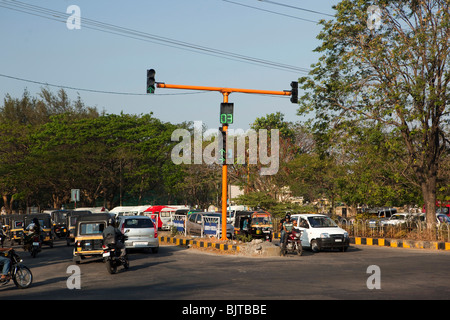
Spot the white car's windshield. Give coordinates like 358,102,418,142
307,216,338,228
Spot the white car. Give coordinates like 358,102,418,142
117,216,159,253
381,213,413,226
290,214,349,252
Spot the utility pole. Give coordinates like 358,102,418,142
148,70,298,240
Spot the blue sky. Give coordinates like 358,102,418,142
0,0,338,130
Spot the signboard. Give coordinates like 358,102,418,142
71,189,80,202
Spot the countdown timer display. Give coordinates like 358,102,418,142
220,103,234,124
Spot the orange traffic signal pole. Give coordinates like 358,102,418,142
157,82,292,240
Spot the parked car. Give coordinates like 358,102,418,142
367,207,397,227
290,214,349,252
117,215,159,253
416,213,450,225
186,212,234,239
381,213,413,226
436,214,450,225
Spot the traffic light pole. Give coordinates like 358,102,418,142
156,82,294,240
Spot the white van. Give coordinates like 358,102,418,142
290,214,349,252
109,206,151,218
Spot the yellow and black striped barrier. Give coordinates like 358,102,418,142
352,237,450,251
159,235,450,253
159,235,241,253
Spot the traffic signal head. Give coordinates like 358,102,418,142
147,69,156,93
290,81,298,104
220,103,234,125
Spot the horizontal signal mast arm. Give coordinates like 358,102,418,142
156,83,291,96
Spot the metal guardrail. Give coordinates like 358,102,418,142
336,218,450,242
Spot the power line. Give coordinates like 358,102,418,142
258,0,335,18
0,0,311,74
0,73,209,96
222,0,319,23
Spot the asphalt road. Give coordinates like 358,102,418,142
1,238,449,301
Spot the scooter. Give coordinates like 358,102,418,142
280,229,302,256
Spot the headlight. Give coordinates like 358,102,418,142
320,233,330,238
343,232,349,238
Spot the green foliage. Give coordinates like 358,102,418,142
296,0,449,223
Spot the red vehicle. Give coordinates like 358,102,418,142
143,205,189,230
143,206,165,229
422,201,450,217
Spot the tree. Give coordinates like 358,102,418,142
298,0,450,227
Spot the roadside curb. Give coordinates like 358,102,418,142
351,237,450,251
159,235,450,253
159,235,241,253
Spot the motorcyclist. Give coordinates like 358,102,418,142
279,214,291,245
282,215,294,247
102,220,126,258
24,218,42,248
0,225,7,248
0,247,12,281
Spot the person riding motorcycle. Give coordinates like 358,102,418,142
0,225,7,248
0,247,12,281
24,218,42,248
282,215,294,247
102,220,126,258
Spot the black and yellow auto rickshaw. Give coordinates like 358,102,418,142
65,210,92,246
24,213,54,248
73,213,114,264
249,211,274,241
233,210,253,238
8,215,25,245
50,210,70,238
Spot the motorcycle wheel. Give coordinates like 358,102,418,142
31,247,38,258
105,259,117,274
13,265,33,289
296,243,303,256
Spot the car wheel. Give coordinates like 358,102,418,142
311,240,320,253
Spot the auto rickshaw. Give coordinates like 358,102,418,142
50,210,70,238
73,213,114,264
65,210,92,246
233,210,253,238
8,215,25,245
24,213,54,248
249,211,273,241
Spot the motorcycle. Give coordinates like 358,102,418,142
23,234,41,258
0,248,33,289
280,229,303,256
102,234,129,274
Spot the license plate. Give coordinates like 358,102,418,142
103,252,110,257
32,242,40,246
335,239,342,242
134,242,148,247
